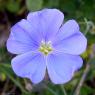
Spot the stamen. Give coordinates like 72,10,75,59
39,41,53,55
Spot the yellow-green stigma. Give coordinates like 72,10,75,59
39,41,53,55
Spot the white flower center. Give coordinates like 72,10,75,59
39,41,53,55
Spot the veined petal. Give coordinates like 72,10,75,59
53,20,79,42
12,52,46,84
7,22,38,54
53,32,87,55
17,19,42,44
47,53,83,84
27,9,64,41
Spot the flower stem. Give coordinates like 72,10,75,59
44,85,58,95
74,63,90,95
60,85,67,95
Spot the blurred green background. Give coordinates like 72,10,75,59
0,0,95,95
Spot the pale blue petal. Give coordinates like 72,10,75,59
47,53,83,84
17,19,42,44
53,32,87,55
7,23,38,54
54,20,79,41
12,52,46,84
27,9,64,41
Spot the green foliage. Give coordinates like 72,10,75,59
0,0,20,13
6,0,20,13
26,0,43,11
87,33,95,44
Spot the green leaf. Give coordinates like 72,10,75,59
86,33,95,44
6,0,20,13
0,63,28,94
26,0,43,11
80,85,93,95
44,0,59,8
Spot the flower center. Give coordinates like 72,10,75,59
39,41,53,55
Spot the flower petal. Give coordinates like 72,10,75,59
54,20,79,41
17,19,42,44
7,23,38,54
47,53,83,84
53,32,87,55
27,9,64,41
12,52,46,84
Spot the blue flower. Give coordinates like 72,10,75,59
7,9,87,84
